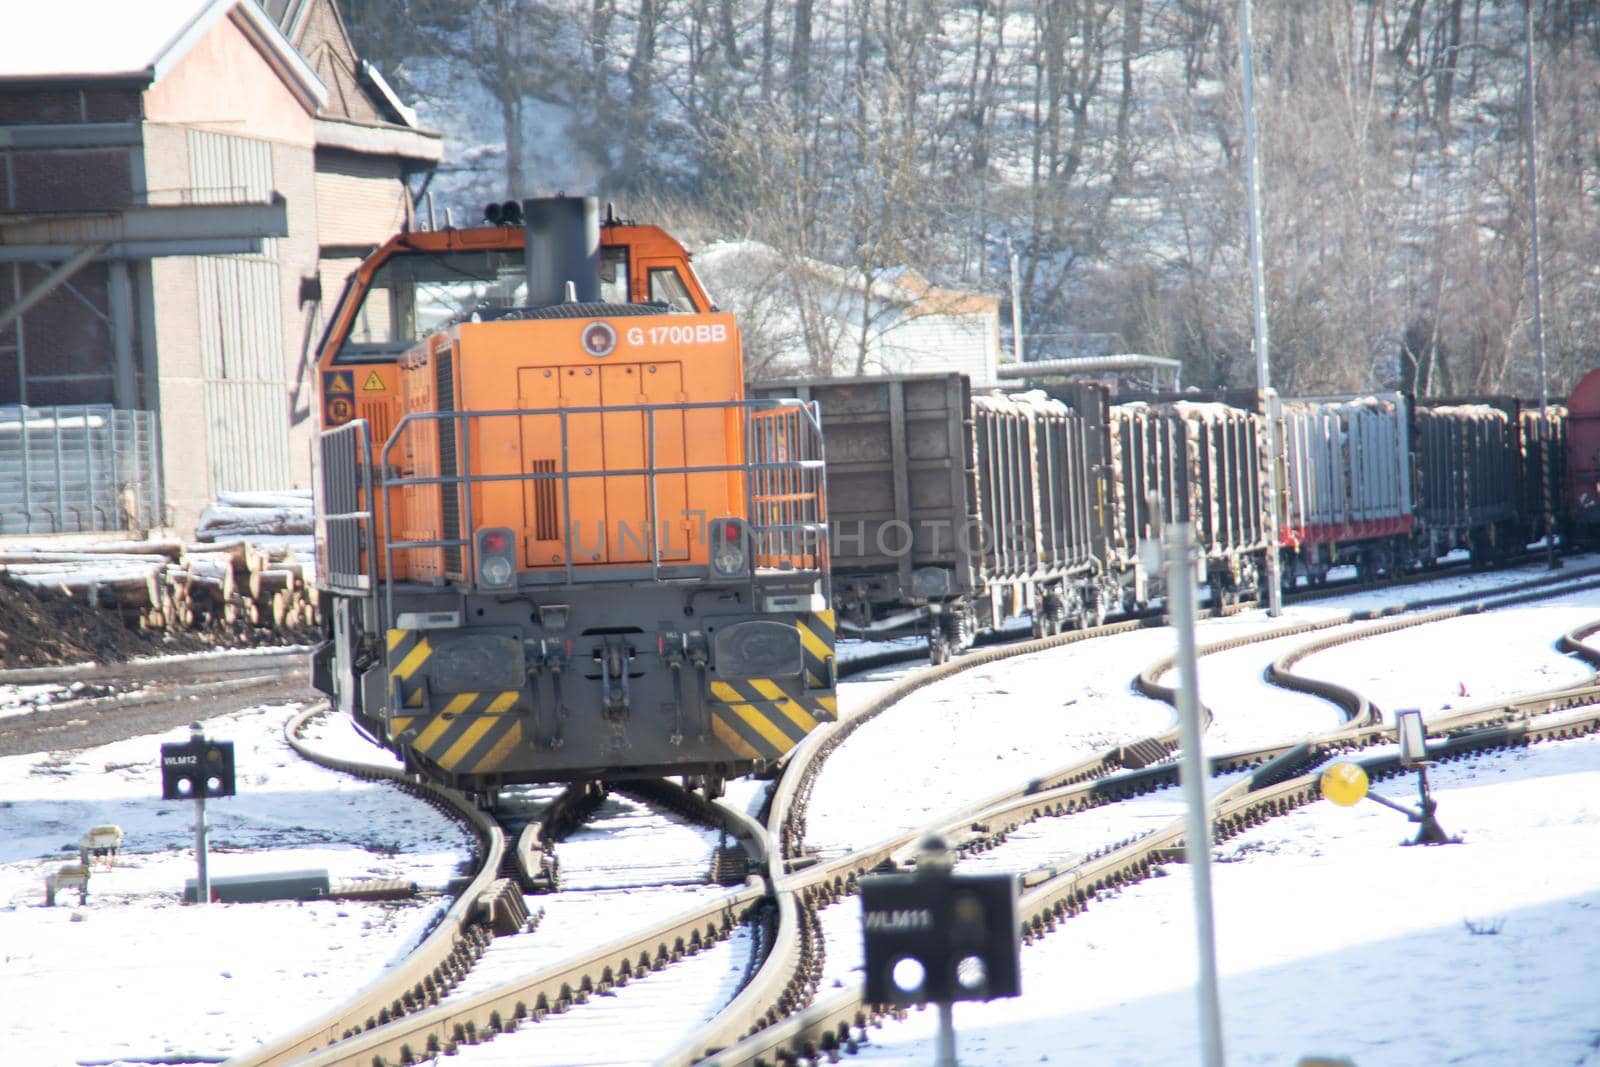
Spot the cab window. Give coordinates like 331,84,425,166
600,247,630,304
330,250,527,363
648,267,697,312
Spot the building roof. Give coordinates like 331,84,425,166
263,0,441,161
0,0,325,109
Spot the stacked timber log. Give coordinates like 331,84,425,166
0,490,320,637
195,490,314,542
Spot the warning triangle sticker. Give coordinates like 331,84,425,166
324,371,354,394
361,371,386,392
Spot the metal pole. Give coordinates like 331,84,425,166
1009,243,1025,365
192,723,211,905
1166,519,1227,1067
194,794,209,905
1239,0,1282,616
19,390,32,532
52,407,65,532
85,407,98,531
108,259,137,412
1523,0,1559,571
935,1001,957,1067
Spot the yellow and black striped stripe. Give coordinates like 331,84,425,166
797,610,837,688
387,628,432,708
386,629,526,775
706,673,837,761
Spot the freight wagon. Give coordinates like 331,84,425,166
782,369,1578,660
1104,400,1272,608
1411,399,1525,562
748,374,1114,661
1519,404,1567,550
1277,394,1413,585
1567,367,1600,543
756,373,1282,659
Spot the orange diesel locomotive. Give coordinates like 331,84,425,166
310,197,835,801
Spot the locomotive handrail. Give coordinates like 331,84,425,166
314,418,380,622
366,397,828,627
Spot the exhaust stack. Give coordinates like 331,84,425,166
522,196,600,307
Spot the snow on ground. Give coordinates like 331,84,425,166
837,635,926,664
0,645,311,723
0,561,1593,1065
0,680,121,720
0,701,473,1066
1296,591,1600,725
840,733,1600,1067
804,609,1330,857
416,784,763,1065
440,925,756,1067
1179,581,1600,750
452,789,733,997
811,564,1600,1066
1183,620,1362,750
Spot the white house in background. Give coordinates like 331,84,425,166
693,240,1001,385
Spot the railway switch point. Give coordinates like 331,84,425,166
1393,709,1460,846
1321,710,1461,845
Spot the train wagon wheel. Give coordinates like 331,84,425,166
1032,591,1069,637
1079,588,1103,631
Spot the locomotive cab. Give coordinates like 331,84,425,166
311,197,836,798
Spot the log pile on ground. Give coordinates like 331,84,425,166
0,490,320,643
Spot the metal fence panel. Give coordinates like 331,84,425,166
0,405,162,534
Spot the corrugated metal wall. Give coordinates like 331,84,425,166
189,129,290,490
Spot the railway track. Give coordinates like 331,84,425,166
28,561,1581,1066
658,574,1600,1065
223,707,770,1067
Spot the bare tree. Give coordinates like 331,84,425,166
363,0,1598,398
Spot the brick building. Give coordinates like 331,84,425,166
0,0,438,534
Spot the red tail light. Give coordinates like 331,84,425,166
710,518,747,577
475,526,517,588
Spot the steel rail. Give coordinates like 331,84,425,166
233,568,1600,1066
695,691,1600,1065
288,889,766,1067
680,596,1600,1064
1266,572,1600,729
238,710,773,1067
228,705,506,1067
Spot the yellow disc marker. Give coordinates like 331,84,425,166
1320,762,1369,807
